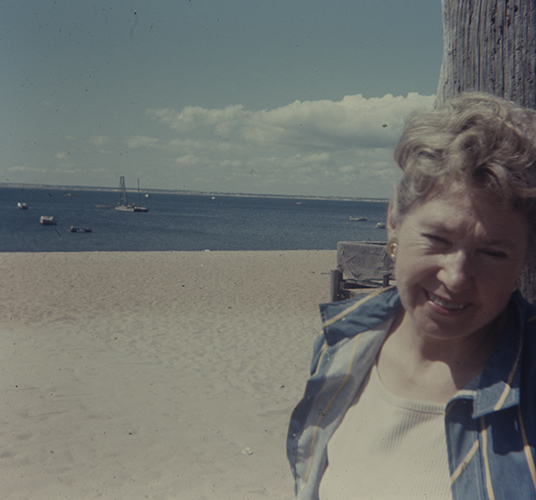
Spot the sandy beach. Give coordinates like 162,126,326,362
0,250,336,499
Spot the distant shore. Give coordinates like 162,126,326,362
0,182,390,203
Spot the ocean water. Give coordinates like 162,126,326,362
1,186,389,252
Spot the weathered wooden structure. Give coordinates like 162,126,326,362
436,0,536,302
330,242,394,302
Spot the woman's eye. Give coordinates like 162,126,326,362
481,249,508,259
424,233,449,245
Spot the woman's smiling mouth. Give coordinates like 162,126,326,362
426,291,469,310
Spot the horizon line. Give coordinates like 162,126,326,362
0,182,390,203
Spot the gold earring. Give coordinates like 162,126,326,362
387,239,398,261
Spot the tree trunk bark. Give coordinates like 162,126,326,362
437,0,536,108
436,0,536,302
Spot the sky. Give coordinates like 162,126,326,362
1,0,444,198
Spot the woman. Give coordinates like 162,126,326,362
287,92,536,499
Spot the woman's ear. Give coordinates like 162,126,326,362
387,199,397,241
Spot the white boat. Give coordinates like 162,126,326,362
115,176,133,211
40,215,56,225
349,216,367,221
70,226,92,233
115,204,135,212
17,202,28,210
115,176,148,212
134,178,148,212
376,222,386,228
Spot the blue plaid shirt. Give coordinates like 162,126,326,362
287,287,536,499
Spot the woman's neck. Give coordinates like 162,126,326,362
375,311,504,403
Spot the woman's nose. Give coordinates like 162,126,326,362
436,250,474,292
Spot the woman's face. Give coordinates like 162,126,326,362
388,182,529,343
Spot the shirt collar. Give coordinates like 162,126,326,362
320,287,401,346
451,291,527,418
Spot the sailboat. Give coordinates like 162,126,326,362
115,176,148,212
133,178,148,212
115,176,134,211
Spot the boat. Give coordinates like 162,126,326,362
115,176,148,212
134,178,149,212
115,176,134,211
376,222,387,228
115,203,135,212
17,202,28,210
95,204,111,209
349,216,367,221
40,215,56,225
70,226,92,233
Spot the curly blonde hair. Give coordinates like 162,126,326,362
393,93,536,239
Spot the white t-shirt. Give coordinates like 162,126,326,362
319,364,451,500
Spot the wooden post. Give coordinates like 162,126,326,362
330,269,343,302
436,0,536,109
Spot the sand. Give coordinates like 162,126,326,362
0,250,336,499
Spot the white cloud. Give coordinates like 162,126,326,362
145,93,435,197
89,135,112,146
6,165,38,173
148,93,434,150
303,152,330,163
5,165,78,176
339,165,357,174
219,159,244,169
127,136,163,149
148,104,247,131
175,154,200,166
